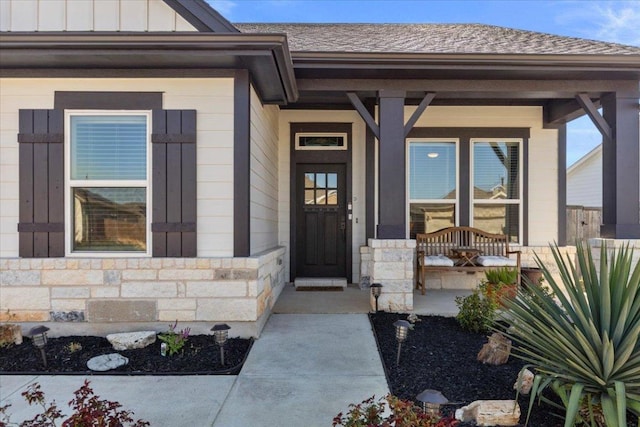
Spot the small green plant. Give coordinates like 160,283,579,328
332,395,459,427
66,342,82,354
157,320,190,356
455,288,497,334
0,380,149,426
484,267,518,285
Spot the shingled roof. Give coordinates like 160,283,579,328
235,23,640,55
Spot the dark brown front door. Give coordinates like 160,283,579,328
296,164,347,277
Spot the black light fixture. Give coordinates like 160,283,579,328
211,324,231,366
416,389,449,416
29,325,50,367
393,320,411,365
370,283,382,312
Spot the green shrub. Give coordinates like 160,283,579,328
455,288,497,334
484,267,518,285
501,242,640,427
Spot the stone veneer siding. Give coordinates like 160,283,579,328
367,239,415,312
0,247,286,337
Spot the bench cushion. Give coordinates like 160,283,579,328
421,255,455,267
476,255,517,267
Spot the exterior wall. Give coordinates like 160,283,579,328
0,0,197,32
249,86,280,255
0,77,235,258
0,247,286,337
278,110,367,283
567,146,602,208
0,77,288,336
411,105,559,247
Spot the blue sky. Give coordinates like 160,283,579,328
209,0,640,165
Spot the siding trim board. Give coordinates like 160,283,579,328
234,70,251,257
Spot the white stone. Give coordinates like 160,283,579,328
513,368,535,395
107,331,157,351
455,400,521,426
87,353,129,371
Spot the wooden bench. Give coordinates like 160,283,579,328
415,226,521,295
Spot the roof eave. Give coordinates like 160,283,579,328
0,32,298,104
291,51,640,72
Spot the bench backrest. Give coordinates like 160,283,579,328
416,226,510,257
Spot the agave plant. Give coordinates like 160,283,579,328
500,242,640,427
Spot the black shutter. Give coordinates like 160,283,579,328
17,109,64,257
151,110,197,257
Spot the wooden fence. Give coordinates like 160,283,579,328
566,205,601,245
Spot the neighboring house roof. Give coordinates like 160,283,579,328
235,23,640,55
567,144,602,175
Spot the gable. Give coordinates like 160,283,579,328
0,0,198,32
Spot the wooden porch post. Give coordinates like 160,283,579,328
377,90,406,238
601,91,640,238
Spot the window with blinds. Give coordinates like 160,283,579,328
66,112,150,254
408,140,458,238
471,139,521,242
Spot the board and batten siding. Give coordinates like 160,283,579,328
567,146,603,208
0,77,235,258
410,105,559,247
0,0,197,32
249,87,280,255
278,110,367,283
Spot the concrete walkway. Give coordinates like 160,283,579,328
1,289,466,426
0,313,388,427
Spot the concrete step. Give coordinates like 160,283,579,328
294,277,347,291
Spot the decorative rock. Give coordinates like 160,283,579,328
87,353,129,371
455,400,521,426
477,332,512,365
0,324,23,345
50,310,85,322
107,331,156,351
513,368,535,395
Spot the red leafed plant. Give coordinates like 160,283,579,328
0,380,149,427
332,394,459,427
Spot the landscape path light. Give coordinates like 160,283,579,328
29,325,50,367
370,283,382,312
416,389,449,416
211,323,231,366
393,320,411,365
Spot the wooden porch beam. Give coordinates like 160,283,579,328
347,92,380,139
404,92,435,138
576,93,613,143
544,98,594,127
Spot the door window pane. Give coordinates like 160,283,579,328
71,115,147,180
73,187,146,251
304,171,340,206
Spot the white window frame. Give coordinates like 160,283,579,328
406,138,460,237
64,110,152,257
470,138,523,245
295,132,348,151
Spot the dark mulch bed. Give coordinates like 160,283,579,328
370,312,638,427
0,335,252,375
